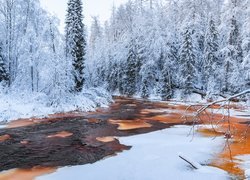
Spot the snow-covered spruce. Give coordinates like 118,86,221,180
65,0,86,92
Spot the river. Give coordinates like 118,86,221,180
0,97,249,179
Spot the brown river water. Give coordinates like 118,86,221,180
0,97,249,179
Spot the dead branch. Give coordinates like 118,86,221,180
179,153,202,170
184,89,250,160
183,89,249,139
195,89,250,117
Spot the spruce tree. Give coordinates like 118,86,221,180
65,0,86,92
0,45,9,84
229,16,243,64
124,40,137,96
168,41,179,89
107,60,118,92
204,18,220,93
141,78,149,98
179,28,196,94
223,16,243,93
161,64,172,100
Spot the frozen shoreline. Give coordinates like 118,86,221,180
39,126,230,180
0,88,112,123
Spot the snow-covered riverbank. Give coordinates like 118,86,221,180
39,126,230,180
0,88,112,123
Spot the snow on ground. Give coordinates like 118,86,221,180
39,126,230,180
0,87,112,123
172,90,205,103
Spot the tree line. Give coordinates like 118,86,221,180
0,0,249,105
87,0,250,99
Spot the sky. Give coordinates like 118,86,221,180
40,0,128,33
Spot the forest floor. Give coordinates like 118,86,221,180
0,96,249,179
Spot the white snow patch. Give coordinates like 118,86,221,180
38,126,230,180
171,90,205,103
148,94,162,101
0,88,112,123
0,125,7,129
207,106,250,120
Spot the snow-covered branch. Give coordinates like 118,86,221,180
195,89,250,116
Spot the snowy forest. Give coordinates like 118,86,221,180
0,0,250,179
88,0,250,100
0,0,111,121
0,0,67,104
0,0,249,121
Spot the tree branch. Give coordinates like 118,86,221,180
195,89,250,116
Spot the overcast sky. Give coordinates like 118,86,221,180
40,0,128,33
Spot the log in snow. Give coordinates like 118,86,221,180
179,153,202,170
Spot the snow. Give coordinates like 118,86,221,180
0,125,6,129
38,126,230,180
171,90,206,104
227,108,250,119
0,87,112,123
207,104,250,120
235,155,250,179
